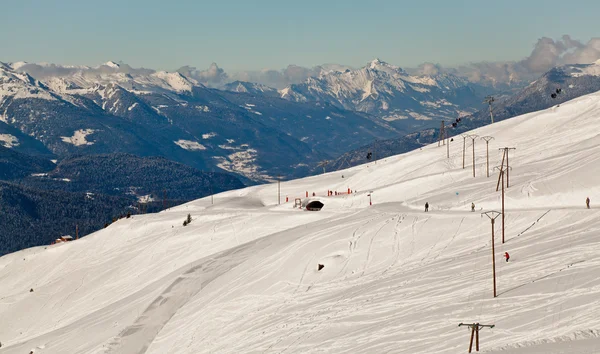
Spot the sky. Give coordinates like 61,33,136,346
1,0,599,71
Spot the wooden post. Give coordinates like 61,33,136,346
501,171,505,244
492,219,496,297
465,135,478,177
459,323,495,352
472,138,476,177
483,211,501,298
76,224,79,240
497,148,515,190
446,130,450,158
481,137,494,178
486,141,489,177
476,324,480,351
277,175,281,205
468,325,475,353
462,135,468,169
496,149,506,192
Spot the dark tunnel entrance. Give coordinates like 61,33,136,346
306,201,324,211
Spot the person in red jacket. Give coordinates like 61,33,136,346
504,252,510,262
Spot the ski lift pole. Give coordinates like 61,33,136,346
498,148,516,188
461,134,469,169
458,323,495,352
467,135,478,177
482,211,501,297
481,136,494,177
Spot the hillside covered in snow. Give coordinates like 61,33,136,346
0,61,398,183
1,91,600,353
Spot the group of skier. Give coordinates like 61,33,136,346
424,198,592,212
420,197,593,264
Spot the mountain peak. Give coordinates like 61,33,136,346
367,58,402,73
369,58,385,69
102,61,120,69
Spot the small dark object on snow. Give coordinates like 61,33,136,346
366,152,372,160
425,202,429,212
451,138,454,142
504,252,510,262
306,201,324,211
318,264,324,271
30,288,33,293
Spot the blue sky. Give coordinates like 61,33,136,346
1,0,598,71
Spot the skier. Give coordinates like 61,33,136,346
471,203,475,212
586,197,590,209
425,202,429,212
504,252,510,262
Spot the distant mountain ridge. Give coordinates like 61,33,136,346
0,62,400,182
277,59,488,133
325,61,600,171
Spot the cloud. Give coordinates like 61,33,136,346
15,61,156,80
181,63,228,86
13,35,600,92
224,65,325,89
408,36,600,87
414,62,441,76
526,35,600,70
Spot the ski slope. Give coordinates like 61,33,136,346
2,92,600,353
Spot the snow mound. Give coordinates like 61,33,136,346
60,129,96,146
0,133,19,148
174,139,206,151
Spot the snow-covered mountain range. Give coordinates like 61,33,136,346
2,89,600,353
277,59,487,128
0,61,399,183
326,60,600,171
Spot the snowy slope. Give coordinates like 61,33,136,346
2,91,600,353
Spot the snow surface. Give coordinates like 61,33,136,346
60,129,96,146
0,67,56,105
569,61,600,77
103,61,121,69
151,72,195,92
174,140,207,151
3,92,600,353
0,133,19,148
